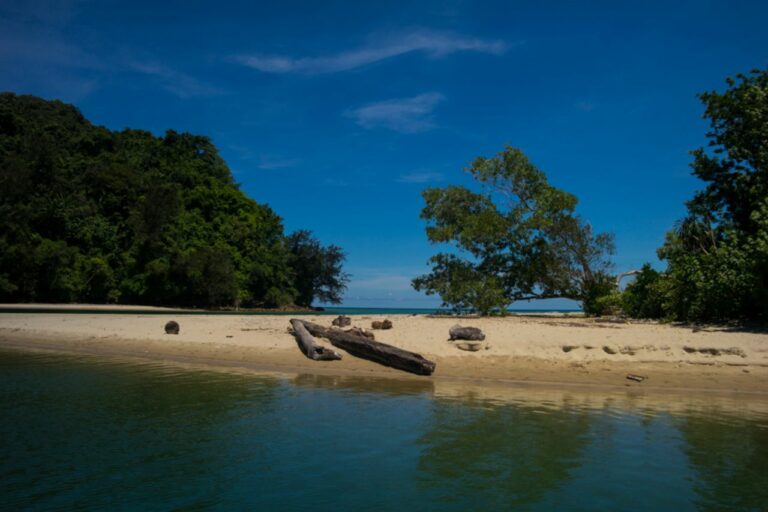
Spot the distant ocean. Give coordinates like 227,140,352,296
0,305,581,316
323,306,582,315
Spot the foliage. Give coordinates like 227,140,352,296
412,254,508,315
620,264,665,319
287,230,349,307
413,146,614,314
655,69,768,322
0,93,347,308
581,272,619,316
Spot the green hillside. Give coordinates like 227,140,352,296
0,93,347,308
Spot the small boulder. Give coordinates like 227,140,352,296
332,315,351,327
449,324,485,341
371,319,393,330
164,320,180,335
346,327,375,340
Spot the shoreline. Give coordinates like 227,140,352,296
1,309,767,396
2,335,767,399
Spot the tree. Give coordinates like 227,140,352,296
621,264,665,319
413,146,614,314
287,230,349,307
656,68,768,322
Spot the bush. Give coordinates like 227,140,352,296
581,272,617,316
622,264,665,319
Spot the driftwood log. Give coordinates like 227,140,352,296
293,319,436,376
289,319,342,361
346,327,375,340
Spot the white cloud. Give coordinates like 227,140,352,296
129,62,224,99
396,171,444,183
346,92,445,133
232,30,507,74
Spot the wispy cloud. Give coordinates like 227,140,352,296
324,177,349,187
575,100,596,112
129,62,224,99
256,155,301,170
0,17,100,69
232,30,507,74
226,145,301,170
0,16,102,101
0,0,85,27
0,11,219,101
346,92,445,133
348,274,415,292
396,171,444,183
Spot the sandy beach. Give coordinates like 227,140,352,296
1,306,767,395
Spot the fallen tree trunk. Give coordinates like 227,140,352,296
289,319,342,361
292,319,436,376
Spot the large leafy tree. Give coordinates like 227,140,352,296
655,68,768,322
413,146,614,314
287,230,349,307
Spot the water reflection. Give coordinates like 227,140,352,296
2,349,768,511
292,373,435,396
0,351,281,510
416,397,593,508
679,412,768,511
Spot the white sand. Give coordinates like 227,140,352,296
1,307,767,394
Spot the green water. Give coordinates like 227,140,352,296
2,350,767,511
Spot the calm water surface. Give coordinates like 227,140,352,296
1,349,767,511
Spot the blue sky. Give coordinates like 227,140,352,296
2,0,767,308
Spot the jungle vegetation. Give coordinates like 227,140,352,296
0,93,348,308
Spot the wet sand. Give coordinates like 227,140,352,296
1,307,767,394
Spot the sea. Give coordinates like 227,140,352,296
1,349,767,511
0,306,581,316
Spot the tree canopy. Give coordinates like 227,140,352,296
287,230,349,307
413,146,614,314
615,69,768,323
0,93,347,308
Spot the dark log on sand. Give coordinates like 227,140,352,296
289,319,342,361
346,327,375,340
293,319,436,376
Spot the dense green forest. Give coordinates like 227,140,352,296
415,67,767,323
0,93,348,308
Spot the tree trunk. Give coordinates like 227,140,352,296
292,319,436,376
289,319,342,361
616,269,641,289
